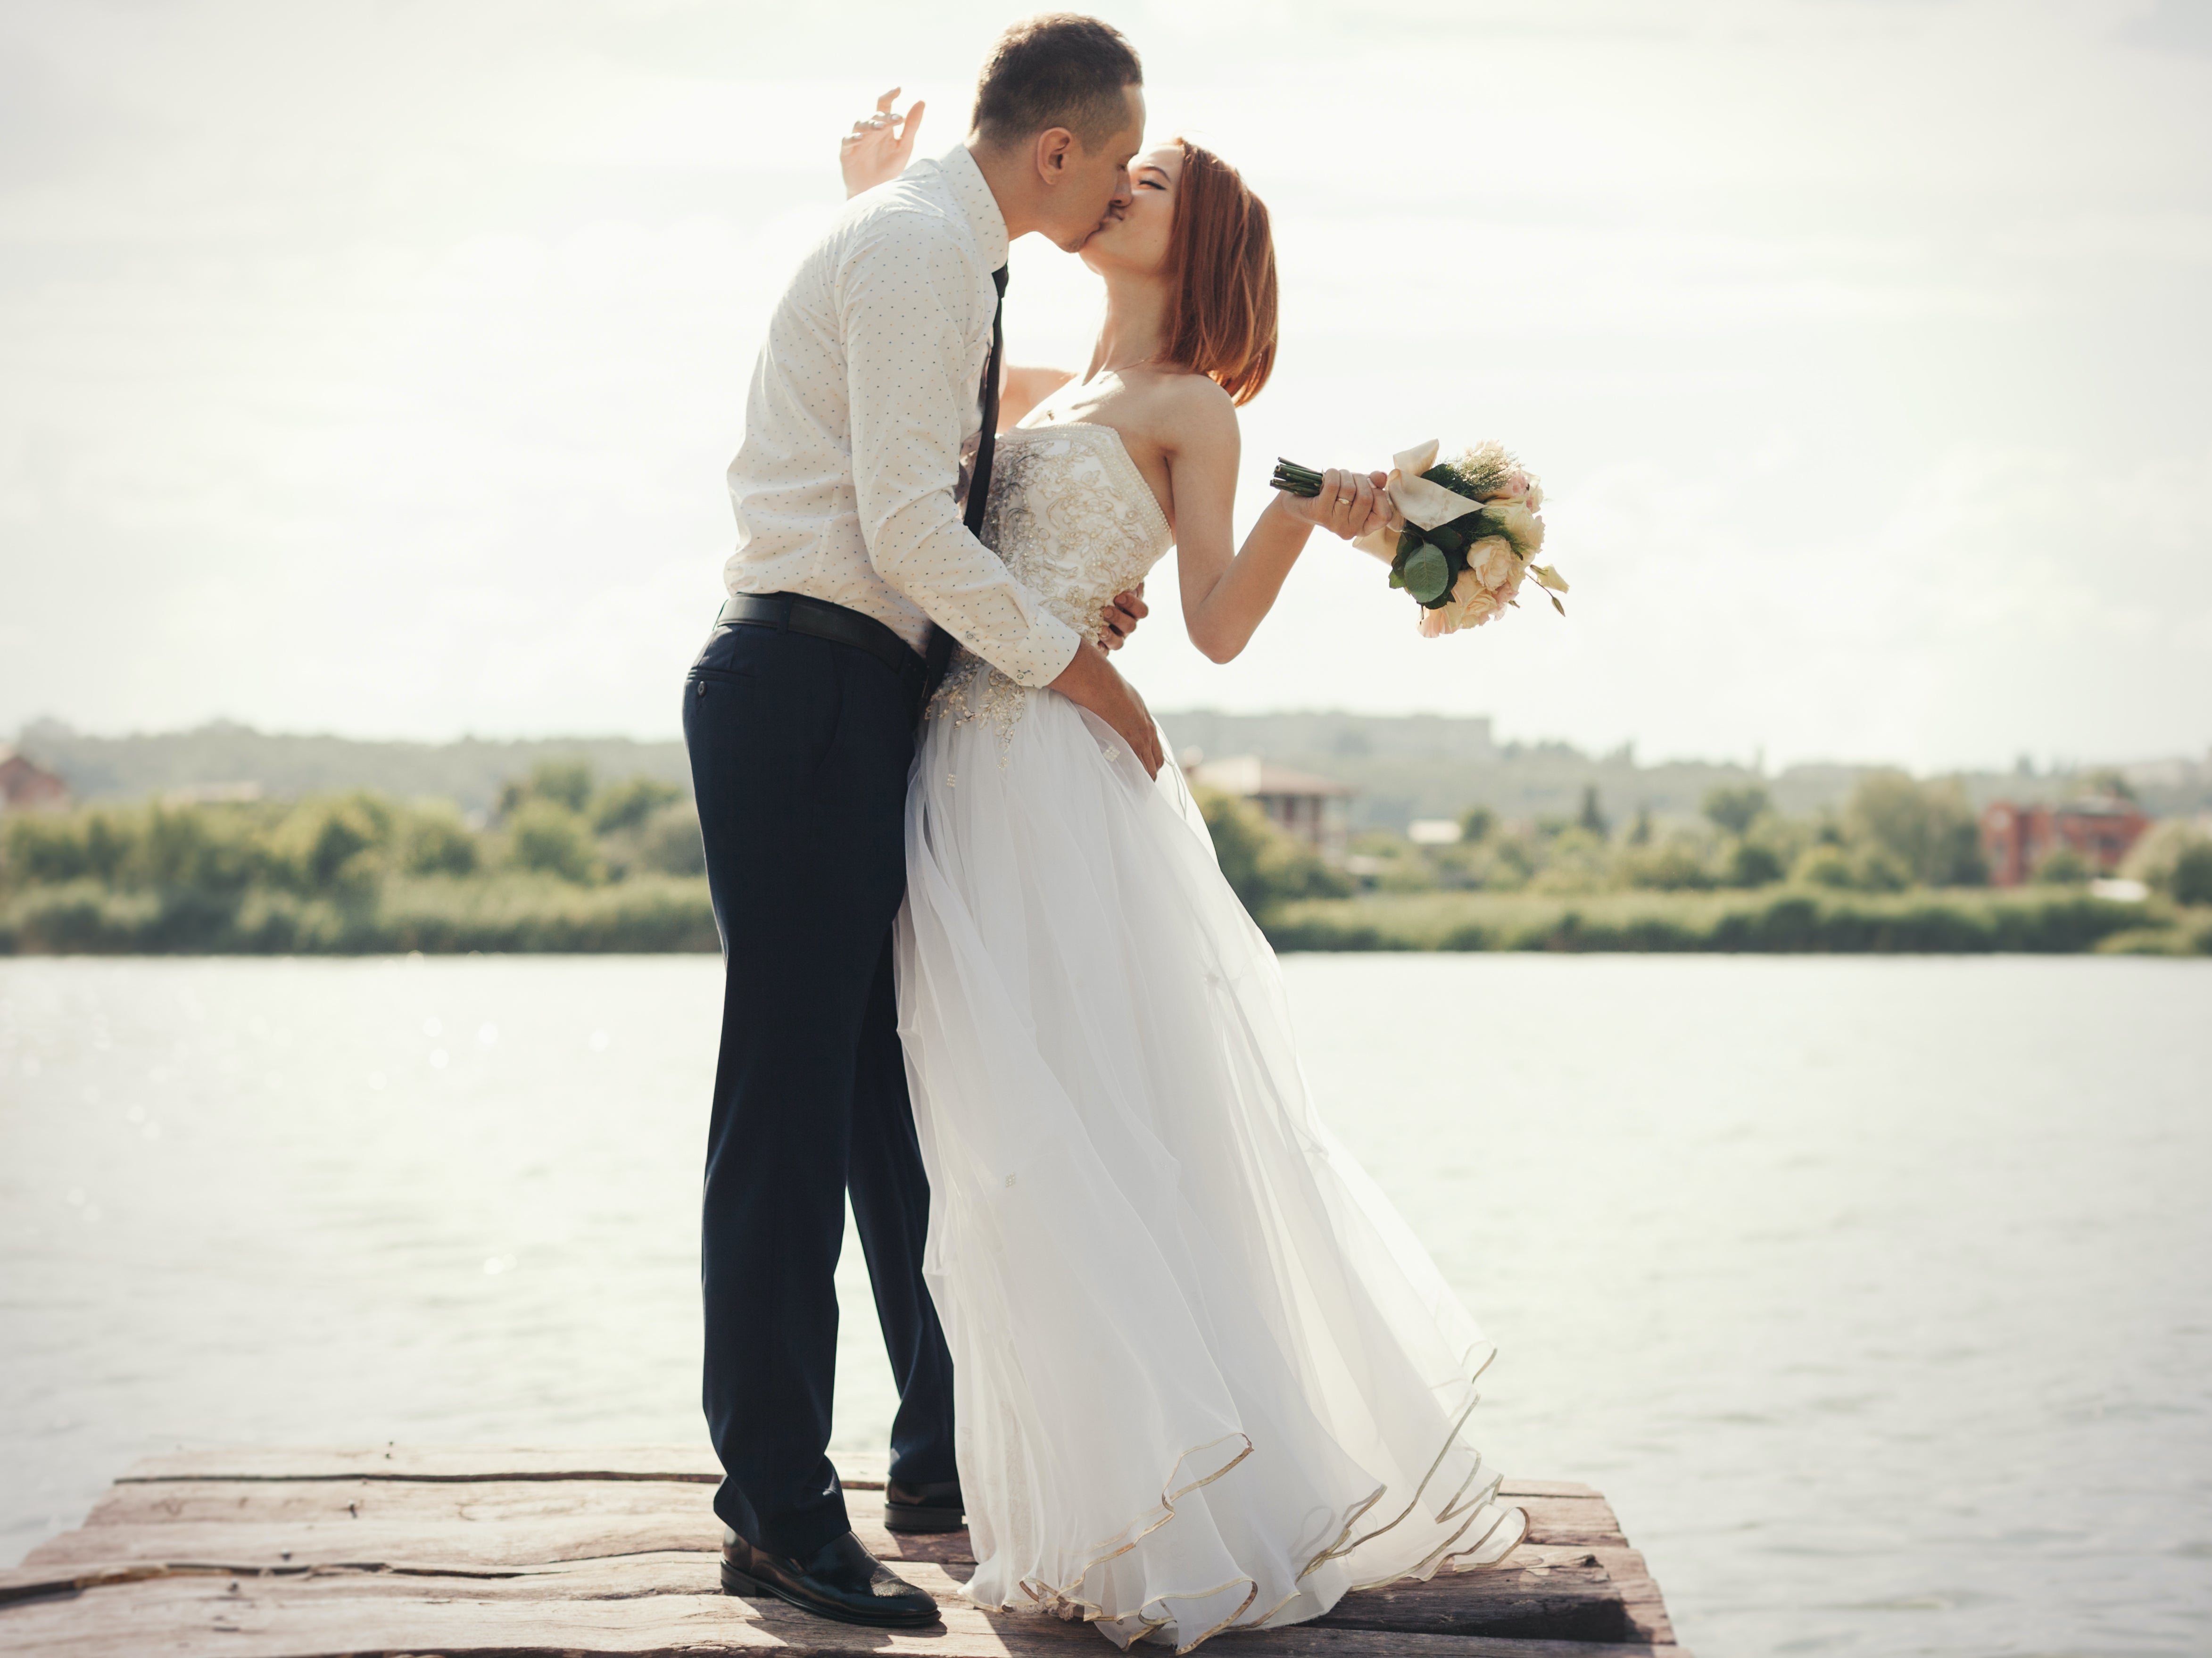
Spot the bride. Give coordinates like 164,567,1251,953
844,110,1527,1652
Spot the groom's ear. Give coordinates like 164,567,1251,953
1034,126,1078,183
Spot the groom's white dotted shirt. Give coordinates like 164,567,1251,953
722,144,1081,687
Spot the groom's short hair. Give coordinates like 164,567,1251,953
972,14,1143,151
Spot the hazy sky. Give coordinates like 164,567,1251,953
2,0,2208,770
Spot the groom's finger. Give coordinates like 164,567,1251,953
876,87,901,114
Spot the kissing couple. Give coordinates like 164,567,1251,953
682,14,1526,1651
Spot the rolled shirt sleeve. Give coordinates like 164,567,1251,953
840,217,1081,689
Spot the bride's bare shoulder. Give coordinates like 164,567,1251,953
1148,370,1237,450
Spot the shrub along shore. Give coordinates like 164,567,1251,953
2,763,2206,956
7,870,2202,956
1266,887,2207,956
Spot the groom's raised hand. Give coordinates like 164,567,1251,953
841,88,926,199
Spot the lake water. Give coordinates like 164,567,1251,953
2,954,2207,1656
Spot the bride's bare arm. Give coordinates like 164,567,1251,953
1168,385,1391,663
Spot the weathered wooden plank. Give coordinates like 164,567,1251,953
25,1513,717,1574
0,1562,1690,1658
0,1562,190,1611
1318,1563,1626,1643
40,1489,946,1578
1588,1548,1677,1647
117,1444,729,1486
65,1478,1623,1565
1515,1494,1626,1549
76,1478,1619,1578
82,1476,721,1531
1492,1480,1600,1500
116,1446,1595,1505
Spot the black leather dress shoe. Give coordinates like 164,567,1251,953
721,1528,939,1627
882,1477,966,1534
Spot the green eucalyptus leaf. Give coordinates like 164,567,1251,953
1404,542,1451,603
1388,566,1406,589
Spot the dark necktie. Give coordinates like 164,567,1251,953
919,264,1009,716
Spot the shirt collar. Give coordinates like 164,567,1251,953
939,142,1010,271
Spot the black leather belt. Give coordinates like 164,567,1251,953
714,593,924,685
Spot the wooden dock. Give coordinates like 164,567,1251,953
1,1446,1688,1656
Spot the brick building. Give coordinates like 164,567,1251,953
0,748,70,815
1980,795,2149,886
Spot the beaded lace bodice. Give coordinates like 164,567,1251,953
932,422,1172,749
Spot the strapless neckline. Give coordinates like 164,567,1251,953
1003,419,1172,547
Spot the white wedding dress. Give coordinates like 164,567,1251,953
895,421,1526,1653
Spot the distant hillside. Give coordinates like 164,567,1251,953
1162,713,2212,829
14,720,691,817
15,715,2209,831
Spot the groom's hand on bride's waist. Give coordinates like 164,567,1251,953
1048,641,1166,779
1098,584,1148,652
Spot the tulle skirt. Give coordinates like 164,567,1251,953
895,680,1525,1652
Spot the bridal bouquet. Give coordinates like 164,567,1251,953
1271,440,1567,637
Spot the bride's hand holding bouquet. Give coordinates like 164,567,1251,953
1268,465,1397,544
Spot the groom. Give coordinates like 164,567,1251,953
682,14,1160,1630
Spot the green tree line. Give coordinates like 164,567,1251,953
5,762,2206,956
1204,769,2212,955
0,762,713,954
1343,770,2212,901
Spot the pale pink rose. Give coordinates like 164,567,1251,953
1468,536,1516,590
1493,469,1532,502
1484,500,1544,555
1525,477,1543,512
1420,562,1524,636
1441,571,1502,631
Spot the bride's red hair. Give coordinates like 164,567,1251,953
1161,140,1277,406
